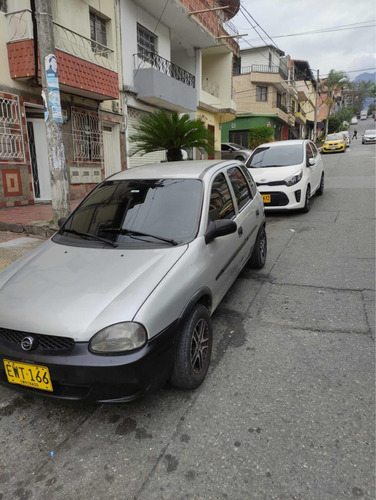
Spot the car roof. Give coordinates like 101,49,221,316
255,139,306,149
107,160,237,181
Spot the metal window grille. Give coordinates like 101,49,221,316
72,108,102,162
0,95,25,161
90,12,107,54
137,23,157,54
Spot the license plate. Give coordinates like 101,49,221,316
3,359,53,392
331,147,336,150
262,194,271,203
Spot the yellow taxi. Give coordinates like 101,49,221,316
322,133,346,153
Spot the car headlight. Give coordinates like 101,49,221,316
284,170,303,187
90,322,147,353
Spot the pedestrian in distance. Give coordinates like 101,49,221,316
352,129,358,140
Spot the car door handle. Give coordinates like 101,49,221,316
238,226,243,236
256,209,260,216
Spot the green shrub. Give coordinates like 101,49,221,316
249,126,274,149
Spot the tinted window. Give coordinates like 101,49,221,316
309,142,318,157
306,143,314,160
221,144,230,151
247,144,303,168
240,165,257,198
209,173,235,221
58,179,202,247
227,167,251,211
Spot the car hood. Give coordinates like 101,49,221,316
248,165,302,183
0,240,187,341
324,139,343,145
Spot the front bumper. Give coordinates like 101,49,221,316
258,184,305,211
322,143,345,153
362,138,376,144
0,321,179,403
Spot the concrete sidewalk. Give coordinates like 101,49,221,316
0,198,83,238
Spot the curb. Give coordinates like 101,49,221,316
0,221,57,239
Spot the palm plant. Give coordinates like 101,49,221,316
320,70,349,135
129,110,214,162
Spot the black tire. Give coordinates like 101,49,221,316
169,304,212,390
302,185,311,213
247,225,267,269
316,173,324,196
235,156,244,161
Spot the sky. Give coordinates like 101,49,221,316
230,0,376,80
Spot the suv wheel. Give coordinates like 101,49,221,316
169,304,212,389
316,173,324,196
302,185,311,213
247,226,267,269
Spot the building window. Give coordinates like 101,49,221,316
0,95,24,161
72,108,102,163
0,0,7,13
256,86,267,102
137,23,157,56
291,100,296,113
229,130,249,148
90,12,107,53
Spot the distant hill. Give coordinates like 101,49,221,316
353,72,376,83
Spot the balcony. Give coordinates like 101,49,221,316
296,81,309,101
237,64,288,81
132,0,240,55
6,10,119,100
133,50,197,112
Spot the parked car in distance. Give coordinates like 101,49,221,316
246,139,324,212
362,129,376,144
340,130,350,147
0,160,267,403
351,116,358,125
322,133,346,153
221,143,253,161
360,110,367,120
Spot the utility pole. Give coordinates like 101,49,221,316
35,0,70,225
313,69,319,142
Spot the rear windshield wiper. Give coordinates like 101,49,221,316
101,228,178,246
61,228,118,247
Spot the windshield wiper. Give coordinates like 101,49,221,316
101,228,178,246
61,228,118,248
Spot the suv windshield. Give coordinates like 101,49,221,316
247,144,303,168
55,179,203,247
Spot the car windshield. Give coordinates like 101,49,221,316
326,135,343,141
55,178,203,247
365,130,376,135
247,144,303,168
229,143,244,150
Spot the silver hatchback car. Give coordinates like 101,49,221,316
0,160,266,403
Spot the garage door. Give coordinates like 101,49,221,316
127,108,166,168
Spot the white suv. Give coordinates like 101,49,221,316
246,140,324,212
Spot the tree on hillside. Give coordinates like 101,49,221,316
345,80,374,114
320,69,349,135
129,110,214,162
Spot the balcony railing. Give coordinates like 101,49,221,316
296,105,306,118
135,49,195,88
236,64,288,81
6,9,115,71
275,102,287,114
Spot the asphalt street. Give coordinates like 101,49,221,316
0,120,375,500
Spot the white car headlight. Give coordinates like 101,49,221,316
90,322,147,353
284,170,303,187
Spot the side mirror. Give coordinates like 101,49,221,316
205,219,237,244
57,217,67,228
307,158,315,167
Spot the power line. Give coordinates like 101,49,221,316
237,19,376,42
239,3,279,50
242,23,375,44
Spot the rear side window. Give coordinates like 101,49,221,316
306,143,314,160
209,173,235,221
227,167,251,211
